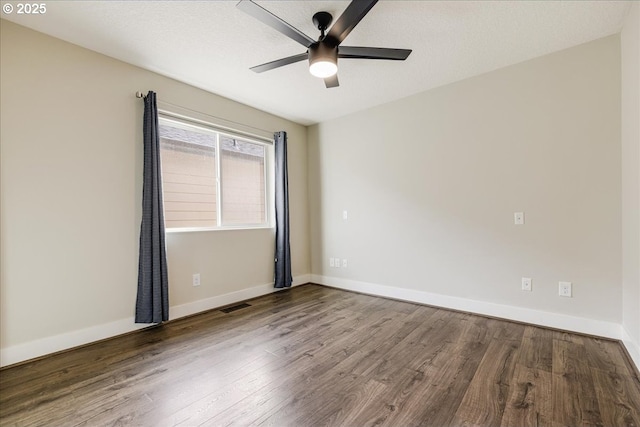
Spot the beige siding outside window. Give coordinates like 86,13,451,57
159,119,269,230
221,136,266,225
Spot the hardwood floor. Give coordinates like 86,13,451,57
1,284,639,426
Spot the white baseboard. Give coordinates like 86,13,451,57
311,275,624,340
169,275,309,320
622,327,640,372
0,317,149,369
0,275,310,368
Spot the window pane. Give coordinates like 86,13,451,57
159,124,217,229
220,136,266,225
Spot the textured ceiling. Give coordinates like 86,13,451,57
2,1,632,125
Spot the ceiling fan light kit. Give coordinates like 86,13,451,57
237,0,412,88
309,43,338,78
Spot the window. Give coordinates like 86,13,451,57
159,117,270,230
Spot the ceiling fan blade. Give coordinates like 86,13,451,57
250,53,309,73
325,0,378,46
339,46,412,60
324,75,339,88
237,0,315,48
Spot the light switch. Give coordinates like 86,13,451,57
514,212,524,225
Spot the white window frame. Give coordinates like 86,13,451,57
158,114,274,233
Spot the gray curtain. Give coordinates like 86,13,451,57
135,91,169,323
274,131,292,288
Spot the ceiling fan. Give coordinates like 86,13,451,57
237,0,412,88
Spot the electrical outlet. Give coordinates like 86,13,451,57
192,273,201,287
329,258,335,268
334,257,340,268
559,281,572,297
342,259,348,268
521,277,532,291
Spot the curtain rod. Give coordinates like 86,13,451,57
135,91,275,141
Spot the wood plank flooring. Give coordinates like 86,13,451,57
1,284,639,426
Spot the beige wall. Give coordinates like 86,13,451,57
0,20,310,363
309,35,622,323
621,3,640,365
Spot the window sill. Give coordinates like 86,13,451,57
165,224,274,233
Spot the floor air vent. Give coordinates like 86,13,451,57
220,303,251,313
